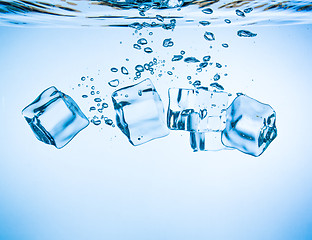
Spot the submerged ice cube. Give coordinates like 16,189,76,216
111,79,169,146
167,88,229,132
221,95,277,157
190,131,230,152
22,86,89,149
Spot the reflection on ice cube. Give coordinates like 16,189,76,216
167,88,229,132
221,95,277,157
22,86,89,149
111,79,169,146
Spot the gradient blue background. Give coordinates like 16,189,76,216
0,24,312,239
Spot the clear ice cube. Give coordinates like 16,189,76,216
190,131,231,152
221,95,277,157
22,86,89,149
167,88,229,132
111,79,169,146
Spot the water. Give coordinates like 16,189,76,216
1,1,312,239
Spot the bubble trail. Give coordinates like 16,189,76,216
224,19,231,24
111,68,118,72
237,30,257,37
204,32,215,41
216,63,222,68
222,43,229,48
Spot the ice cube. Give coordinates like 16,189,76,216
190,131,231,151
167,88,229,132
22,86,89,149
221,95,277,157
111,79,169,146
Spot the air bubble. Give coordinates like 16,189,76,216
144,47,153,53
203,56,211,62
133,44,141,50
121,66,129,75
202,8,213,14
108,79,120,87
137,38,148,45
184,57,200,63
204,32,215,41
237,30,257,37
199,21,210,26
163,38,174,47
236,9,245,17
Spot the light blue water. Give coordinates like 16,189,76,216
1,1,312,239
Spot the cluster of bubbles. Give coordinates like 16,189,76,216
78,6,257,128
78,76,115,127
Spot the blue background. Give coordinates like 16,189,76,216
0,24,312,239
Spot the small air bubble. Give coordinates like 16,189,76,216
202,8,213,14
133,44,141,50
204,32,215,41
121,66,129,75
213,73,220,81
108,79,120,87
137,38,148,45
203,56,211,62
236,9,245,17
144,47,153,53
